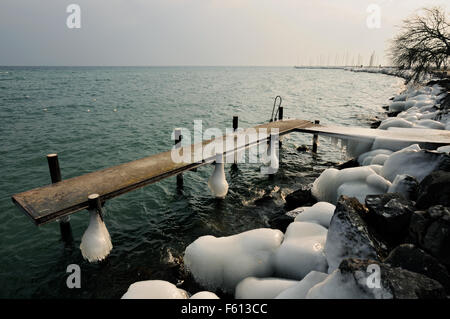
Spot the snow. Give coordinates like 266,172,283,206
121,280,189,299
274,222,328,280
275,271,328,299
293,202,336,228
184,228,283,293
190,291,220,299
235,277,297,299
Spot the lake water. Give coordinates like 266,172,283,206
0,66,404,298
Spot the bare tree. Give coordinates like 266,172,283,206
389,6,450,82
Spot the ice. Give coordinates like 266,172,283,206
275,271,328,299
235,277,297,299
190,291,220,299
437,145,450,154
381,144,443,182
306,269,392,299
357,149,393,165
388,174,418,200
80,209,113,263
378,118,414,130
121,280,189,299
184,228,284,293
293,202,335,228
370,154,390,165
274,222,328,280
312,166,389,204
388,101,406,112
415,119,445,130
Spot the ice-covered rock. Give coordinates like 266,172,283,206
365,193,415,245
381,144,448,182
121,280,189,299
312,166,390,204
324,196,381,272
293,202,336,228
275,271,328,299
436,145,450,154
274,222,328,280
416,170,450,209
235,277,297,299
378,118,415,130
190,291,220,299
388,174,419,200
184,228,283,293
357,149,393,165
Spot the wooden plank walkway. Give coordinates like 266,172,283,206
12,119,450,225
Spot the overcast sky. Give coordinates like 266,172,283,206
0,0,447,66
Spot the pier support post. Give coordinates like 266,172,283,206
88,193,104,220
232,116,238,166
312,120,320,153
278,107,283,121
174,128,183,187
47,154,73,244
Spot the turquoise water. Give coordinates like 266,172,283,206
0,67,403,298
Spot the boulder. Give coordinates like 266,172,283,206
365,193,415,245
416,170,450,209
384,244,450,293
324,196,387,272
387,174,419,201
284,187,317,211
338,258,446,299
409,205,450,266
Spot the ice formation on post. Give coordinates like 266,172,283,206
208,153,229,198
235,277,297,299
80,208,113,263
121,280,189,299
184,228,284,293
274,222,328,280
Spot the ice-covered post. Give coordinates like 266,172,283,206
47,153,73,244
80,193,113,262
233,116,238,165
174,128,183,187
312,120,320,153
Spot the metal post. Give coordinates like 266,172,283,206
174,128,183,187
278,107,283,121
47,154,73,243
233,116,238,165
88,193,104,221
312,120,320,153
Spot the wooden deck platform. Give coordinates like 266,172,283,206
12,119,450,225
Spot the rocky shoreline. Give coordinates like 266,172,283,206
121,72,450,299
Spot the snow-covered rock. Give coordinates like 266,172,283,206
293,202,336,228
274,222,328,280
235,277,297,299
275,271,328,299
121,280,189,299
184,228,283,293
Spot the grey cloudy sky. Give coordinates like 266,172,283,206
0,0,447,66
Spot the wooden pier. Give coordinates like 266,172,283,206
12,118,450,226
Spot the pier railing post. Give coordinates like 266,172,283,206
312,120,320,153
174,128,183,187
47,154,73,244
232,116,238,166
278,107,283,121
